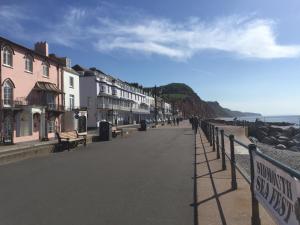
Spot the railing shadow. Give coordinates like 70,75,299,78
196,168,224,179
196,188,235,206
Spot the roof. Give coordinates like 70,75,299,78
33,81,63,94
64,67,80,76
0,36,64,66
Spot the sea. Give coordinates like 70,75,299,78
218,115,300,127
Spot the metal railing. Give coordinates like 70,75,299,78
2,99,29,108
199,120,300,225
46,103,64,112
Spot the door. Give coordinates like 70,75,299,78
3,116,13,143
78,116,87,134
33,113,41,139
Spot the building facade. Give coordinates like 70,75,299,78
58,58,86,133
73,65,151,128
0,37,64,143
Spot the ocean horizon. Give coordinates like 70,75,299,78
218,115,300,126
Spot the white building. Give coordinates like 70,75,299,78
73,65,151,128
57,58,87,134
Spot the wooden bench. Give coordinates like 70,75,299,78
56,130,87,151
112,127,123,138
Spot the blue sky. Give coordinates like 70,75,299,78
1,0,300,115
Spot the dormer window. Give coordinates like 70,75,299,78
42,61,49,77
2,46,13,67
25,55,33,72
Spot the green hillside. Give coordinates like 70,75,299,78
145,83,261,118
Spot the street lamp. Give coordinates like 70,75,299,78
154,85,158,125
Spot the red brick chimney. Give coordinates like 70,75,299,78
34,41,49,56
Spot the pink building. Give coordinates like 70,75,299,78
0,37,64,144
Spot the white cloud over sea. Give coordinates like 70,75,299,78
1,3,300,60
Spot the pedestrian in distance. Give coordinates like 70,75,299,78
173,118,176,126
176,117,179,126
194,117,199,134
191,117,195,130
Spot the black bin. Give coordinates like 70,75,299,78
140,120,147,131
99,121,112,141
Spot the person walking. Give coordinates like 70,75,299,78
176,117,179,126
194,117,199,134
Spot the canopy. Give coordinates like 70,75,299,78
33,81,63,94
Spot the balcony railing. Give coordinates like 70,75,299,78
2,99,28,108
46,103,64,112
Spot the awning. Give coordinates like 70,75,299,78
33,81,63,94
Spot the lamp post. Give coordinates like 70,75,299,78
154,85,158,125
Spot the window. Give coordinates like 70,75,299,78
2,46,13,67
100,85,105,92
112,87,117,95
69,94,75,109
25,55,33,72
3,80,13,106
46,93,55,109
48,118,55,133
69,76,74,88
42,62,49,77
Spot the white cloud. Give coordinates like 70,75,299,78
90,16,300,59
1,4,300,60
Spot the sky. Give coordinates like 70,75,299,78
0,0,300,115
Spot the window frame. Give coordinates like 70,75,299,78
2,46,13,67
48,118,55,133
69,76,74,88
42,61,50,77
69,94,75,110
3,80,14,107
24,55,33,73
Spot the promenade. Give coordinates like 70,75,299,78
0,121,279,225
0,122,194,225
195,127,275,225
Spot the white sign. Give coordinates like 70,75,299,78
253,152,300,225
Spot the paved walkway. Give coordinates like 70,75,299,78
195,128,275,225
0,121,193,225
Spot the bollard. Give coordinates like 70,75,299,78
229,134,237,190
216,127,220,159
212,125,216,152
220,130,226,170
249,144,261,225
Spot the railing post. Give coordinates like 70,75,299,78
248,144,261,225
209,124,212,146
220,130,226,170
212,125,215,151
229,134,237,190
215,127,220,159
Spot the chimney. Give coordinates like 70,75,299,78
34,41,49,56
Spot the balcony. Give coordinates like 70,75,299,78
2,98,28,109
46,103,64,112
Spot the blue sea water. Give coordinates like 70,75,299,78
219,115,300,127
